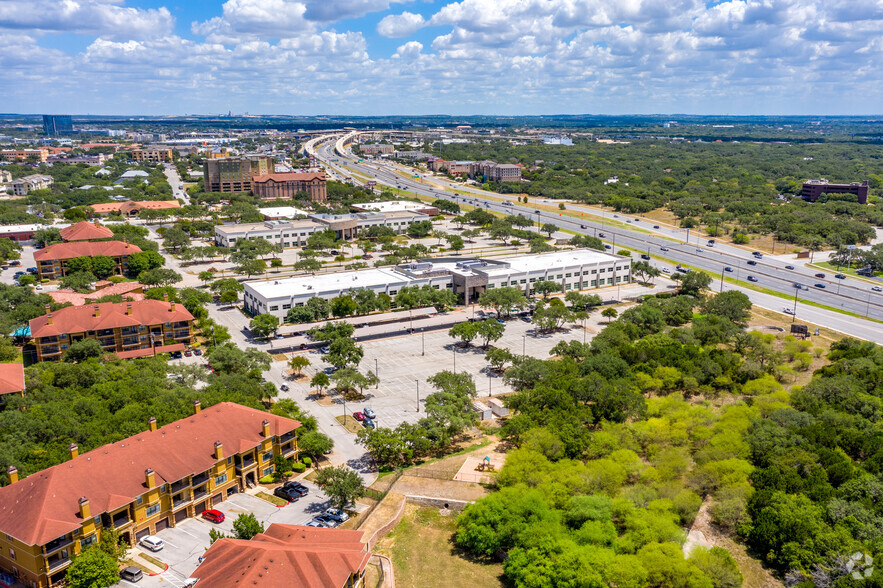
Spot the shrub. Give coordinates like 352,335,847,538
292,462,307,473
302,456,312,467
283,470,293,477
259,475,274,484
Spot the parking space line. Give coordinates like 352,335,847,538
160,538,178,548
170,527,199,540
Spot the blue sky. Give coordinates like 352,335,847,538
2,0,882,116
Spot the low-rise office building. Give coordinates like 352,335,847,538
259,205,311,220
33,240,140,280
0,402,301,587
10,175,53,196
801,179,870,204
0,149,49,163
0,224,46,243
29,298,194,362
214,211,429,249
252,172,327,202
243,249,631,318
131,147,174,164
190,525,370,588
351,200,439,215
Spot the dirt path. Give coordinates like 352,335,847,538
687,499,783,588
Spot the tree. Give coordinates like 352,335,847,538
60,271,98,293
308,321,355,343
64,339,103,362
298,430,334,459
407,220,433,238
675,270,713,296
306,229,337,251
632,260,661,283
330,295,358,318
67,547,119,588
533,279,561,298
601,307,619,321
17,274,37,287
478,286,527,317
210,277,244,295
126,250,165,276
207,343,271,375
293,258,322,274
489,220,513,244
327,337,364,370
198,271,214,285
476,318,505,347
565,291,602,312
138,268,182,287
232,513,265,540
219,289,239,305
446,234,465,253
541,222,558,237
702,291,752,326
486,347,515,371
235,258,266,278
310,372,330,394
449,321,479,346
315,465,365,509
289,355,310,376
162,226,190,252
249,313,280,339
533,300,573,332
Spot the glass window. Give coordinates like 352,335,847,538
93,516,101,528
145,504,160,517
282,304,291,310
136,496,143,505
80,536,97,549
215,473,227,485
262,451,273,462
269,306,278,311
263,466,274,476
565,273,571,278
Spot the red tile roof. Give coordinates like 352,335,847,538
192,524,369,588
0,363,24,396
47,282,145,306
29,299,193,339
32,240,141,262
253,172,326,184
59,221,114,242
0,403,301,546
89,201,181,214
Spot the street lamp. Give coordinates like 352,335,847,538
416,379,420,412
720,267,726,294
792,284,801,322
375,358,379,387
453,347,457,372
522,334,526,359
421,330,425,356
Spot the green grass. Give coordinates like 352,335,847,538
256,491,288,506
376,438,493,479
138,553,166,569
811,261,880,282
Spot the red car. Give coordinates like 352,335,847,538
184,350,193,357
353,412,366,422
202,509,225,523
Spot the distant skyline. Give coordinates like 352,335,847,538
2,0,882,116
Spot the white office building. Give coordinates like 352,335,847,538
243,249,631,318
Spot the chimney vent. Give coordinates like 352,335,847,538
69,443,79,459
193,399,202,414
78,496,91,519
148,416,157,431
261,419,271,437
93,305,100,318
6,466,18,484
213,441,224,460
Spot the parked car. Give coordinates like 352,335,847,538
353,411,366,421
363,407,376,419
8,260,20,266
202,509,225,523
747,275,758,282
814,273,826,279
325,508,350,522
140,536,164,552
34,285,43,291
785,265,795,270
604,245,611,250
283,481,309,497
521,315,532,323
319,346,330,354
120,567,143,582
273,486,299,502
306,520,328,528
495,318,505,324
194,349,202,356
170,351,183,359
330,250,340,255
815,283,826,289
184,350,193,357
26,267,37,274
280,384,289,392
313,514,340,527
363,419,376,429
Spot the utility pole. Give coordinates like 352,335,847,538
720,267,725,293
792,285,800,322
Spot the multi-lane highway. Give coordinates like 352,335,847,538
311,136,883,326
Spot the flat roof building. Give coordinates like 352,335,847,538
131,147,174,164
42,115,73,136
351,200,439,216
244,249,631,318
259,206,311,220
801,179,869,204
203,155,274,193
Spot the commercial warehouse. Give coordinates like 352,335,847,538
243,249,631,318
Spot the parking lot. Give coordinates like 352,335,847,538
116,482,345,587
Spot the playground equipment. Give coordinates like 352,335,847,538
475,456,495,472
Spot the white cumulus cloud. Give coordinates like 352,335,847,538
0,0,173,39
378,12,426,37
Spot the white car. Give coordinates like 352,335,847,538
661,268,671,274
783,308,794,315
325,508,350,522
140,535,164,552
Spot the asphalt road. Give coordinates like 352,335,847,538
315,140,883,323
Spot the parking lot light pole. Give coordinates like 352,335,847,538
375,358,379,387
422,330,425,356
523,335,526,359
453,347,456,372
416,380,420,412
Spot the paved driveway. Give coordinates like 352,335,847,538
116,484,335,587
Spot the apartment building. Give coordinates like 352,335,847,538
131,147,174,164
243,249,631,319
0,149,49,163
252,171,327,202
0,363,25,403
203,155,274,193
0,402,301,587
10,175,53,196
213,211,429,249
28,298,194,362
33,240,140,280
358,144,394,155
191,525,370,588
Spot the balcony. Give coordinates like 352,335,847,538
40,346,61,356
192,487,208,502
46,556,71,572
172,330,191,340
39,336,60,344
172,493,191,508
99,338,116,348
111,515,131,529
120,327,138,335
279,432,295,444
121,337,140,347
44,536,74,554
281,443,295,457
191,472,209,487
170,478,190,494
